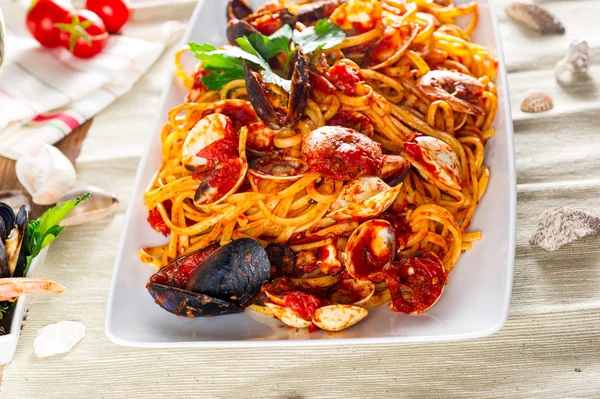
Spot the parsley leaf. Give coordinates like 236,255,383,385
24,193,90,277
248,25,294,60
293,19,346,54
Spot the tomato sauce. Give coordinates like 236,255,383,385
284,291,321,320
328,64,364,96
250,13,283,36
385,251,447,314
149,244,219,288
148,208,170,237
295,249,319,274
327,111,374,136
205,157,244,199
349,220,394,282
196,137,239,167
382,215,411,250
192,67,209,91
202,103,258,132
403,141,438,175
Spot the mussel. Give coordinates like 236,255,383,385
243,48,309,130
265,243,296,278
146,239,271,317
0,203,15,237
3,206,29,278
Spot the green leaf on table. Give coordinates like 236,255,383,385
293,19,346,54
23,193,90,277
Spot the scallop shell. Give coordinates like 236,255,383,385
16,143,76,205
34,321,86,358
506,2,564,35
520,90,553,113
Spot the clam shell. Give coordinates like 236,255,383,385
34,321,86,358
506,2,564,35
520,90,553,113
58,186,119,227
16,143,76,205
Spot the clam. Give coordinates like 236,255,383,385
505,2,564,35
16,143,76,205
403,136,462,192
194,157,248,207
345,219,396,282
58,186,119,227
312,305,368,332
520,90,553,113
265,303,312,328
243,48,309,130
182,113,236,171
146,239,271,317
385,251,447,314
328,279,375,307
248,157,310,182
327,176,402,221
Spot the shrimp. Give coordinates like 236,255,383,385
0,278,66,302
416,70,485,116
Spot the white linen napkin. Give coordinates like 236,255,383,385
0,0,181,160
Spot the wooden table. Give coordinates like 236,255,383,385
2,1,600,397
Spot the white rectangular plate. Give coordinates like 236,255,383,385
106,0,516,347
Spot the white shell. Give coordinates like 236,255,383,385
265,303,311,328
520,90,553,113
555,39,592,80
16,143,76,205
327,176,402,221
312,305,368,332
406,136,462,191
505,2,564,35
182,113,231,170
59,186,119,227
33,321,86,358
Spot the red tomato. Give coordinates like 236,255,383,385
85,0,130,34
56,10,108,59
26,0,72,48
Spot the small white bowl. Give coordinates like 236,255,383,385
0,247,48,365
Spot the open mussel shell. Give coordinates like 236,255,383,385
312,305,368,332
186,238,270,307
150,244,220,289
0,203,16,236
328,279,375,307
227,19,260,44
265,243,296,278
248,157,309,182
404,136,462,192
327,176,402,221
226,0,253,21
147,283,243,317
5,206,29,278
265,302,312,328
194,157,248,207
345,219,396,282
58,186,119,227
0,239,8,278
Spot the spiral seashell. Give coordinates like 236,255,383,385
505,2,564,35
16,143,77,205
520,90,553,113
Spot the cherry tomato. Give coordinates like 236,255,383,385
56,10,108,59
26,0,72,48
85,0,130,34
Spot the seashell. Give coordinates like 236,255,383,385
33,321,86,358
58,186,119,227
505,2,564,35
555,39,592,80
530,207,600,251
520,90,553,113
16,143,76,205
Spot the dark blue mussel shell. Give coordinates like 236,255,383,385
146,238,271,318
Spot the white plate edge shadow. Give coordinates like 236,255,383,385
105,0,516,348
